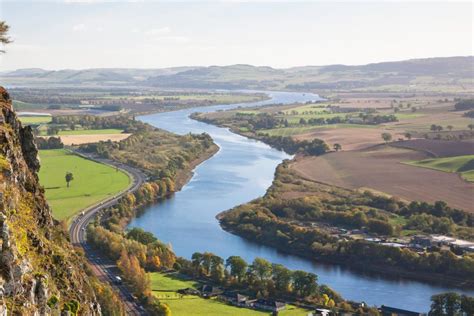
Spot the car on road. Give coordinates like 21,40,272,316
114,276,123,285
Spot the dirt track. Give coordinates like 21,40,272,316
291,146,474,212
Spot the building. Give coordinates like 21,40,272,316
219,291,254,307
380,305,426,316
254,299,286,312
199,285,223,298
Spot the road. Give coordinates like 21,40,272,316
68,151,149,316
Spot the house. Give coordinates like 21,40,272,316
410,235,433,249
254,299,286,312
199,285,223,298
380,305,426,316
219,291,254,307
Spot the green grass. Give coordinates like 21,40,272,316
261,124,376,137
38,149,131,220
394,112,424,120
159,296,269,316
18,116,52,124
58,129,123,135
150,272,309,316
405,155,474,182
150,272,199,292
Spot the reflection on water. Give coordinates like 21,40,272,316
129,91,473,312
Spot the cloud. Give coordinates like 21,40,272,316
145,27,171,36
152,36,189,43
72,24,87,31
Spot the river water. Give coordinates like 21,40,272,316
130,91,473,312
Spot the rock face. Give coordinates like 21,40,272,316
0,87,100,315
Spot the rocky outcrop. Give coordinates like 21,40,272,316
0,87,100,315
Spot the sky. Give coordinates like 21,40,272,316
0,1,472,70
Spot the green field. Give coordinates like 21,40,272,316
261,124,376,137
405,155,474,182
58,128,123,135
150,272,309,316
150,272,199,292
38,149,131,220
18,115,52,124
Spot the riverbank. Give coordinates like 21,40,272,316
216,159,474,290
175,143,220,190
219,216,474,290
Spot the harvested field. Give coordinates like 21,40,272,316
293,127,403,151
41,133,131,145
391,139,474,157
290,146,474,212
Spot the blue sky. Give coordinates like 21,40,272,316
0,1,472,70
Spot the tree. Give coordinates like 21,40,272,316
333,143,342,152
126,228,157,245
468,124,474,131
0,21,11,53
404,132,412,140
447,125,453,131
292,270,318,297
272,264,292,293
65,172,74,188
250,258,272,282
381,132,392,143
226,256,248,283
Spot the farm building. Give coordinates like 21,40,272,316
380,305,425,316
199,285,223,298
219,291,254,307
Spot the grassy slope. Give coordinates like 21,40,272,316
38,149,130,220
150,272,309,316
405,155,474,182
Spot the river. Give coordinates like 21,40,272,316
130,91,473,312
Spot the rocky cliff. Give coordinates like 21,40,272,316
0,86,100,315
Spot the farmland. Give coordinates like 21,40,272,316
290,145,474,212
18,115,52,124
405,155,474,182
54,133,131,145
195,94,474,212
38,149,130,220
58,128,123,135
150,272,309,316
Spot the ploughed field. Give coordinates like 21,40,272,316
293,126,401,151
291,145,474,212
391,139,474,157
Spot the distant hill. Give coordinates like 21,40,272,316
2,56,472,92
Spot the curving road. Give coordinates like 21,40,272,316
68,151,148,316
